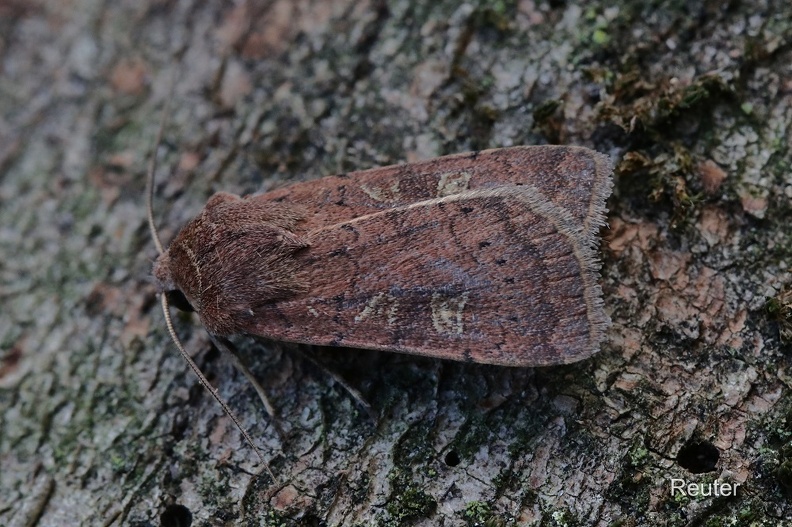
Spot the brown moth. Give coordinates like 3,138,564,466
152,146,612,367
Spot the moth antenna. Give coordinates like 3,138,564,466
160,295,275,480
145,83,172,256
147,76,274,479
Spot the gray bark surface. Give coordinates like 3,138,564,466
1,1,790,526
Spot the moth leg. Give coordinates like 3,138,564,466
209,334,285,441
291,347,375,420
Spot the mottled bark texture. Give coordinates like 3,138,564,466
1,1,790,526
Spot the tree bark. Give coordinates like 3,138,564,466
1,0,790,525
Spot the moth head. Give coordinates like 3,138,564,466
152,250,195,313
150,211,212,318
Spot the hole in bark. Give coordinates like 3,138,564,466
677,440,719,473
160,504,192,527
445,450,460,466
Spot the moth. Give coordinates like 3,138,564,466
152,145,612,365
147,139,612,463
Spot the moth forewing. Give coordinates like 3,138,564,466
155,145,612,368
242,187,609,366
257,146,612,235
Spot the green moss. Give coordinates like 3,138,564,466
532,100,562,124
591,28,611,46
491,468,518,495
258,509,292,527
734,500,766,523
109,453,127,474
469,0,518,34
462,501,510,527
447,414,491,461
676,496,777,527
199,473,228,507
678,76,729,111
628,444,650,467
604,439,652,519
614,143,707,230
392,422,435,469
382,474,437,526
596,72,739,227
549,508,582,527
575,6,614,50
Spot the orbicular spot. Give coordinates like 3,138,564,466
461,206,474,214
436,170,471,197
354,293,399,325
360,180,401,202
478,241,491,248
430,291,469,335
